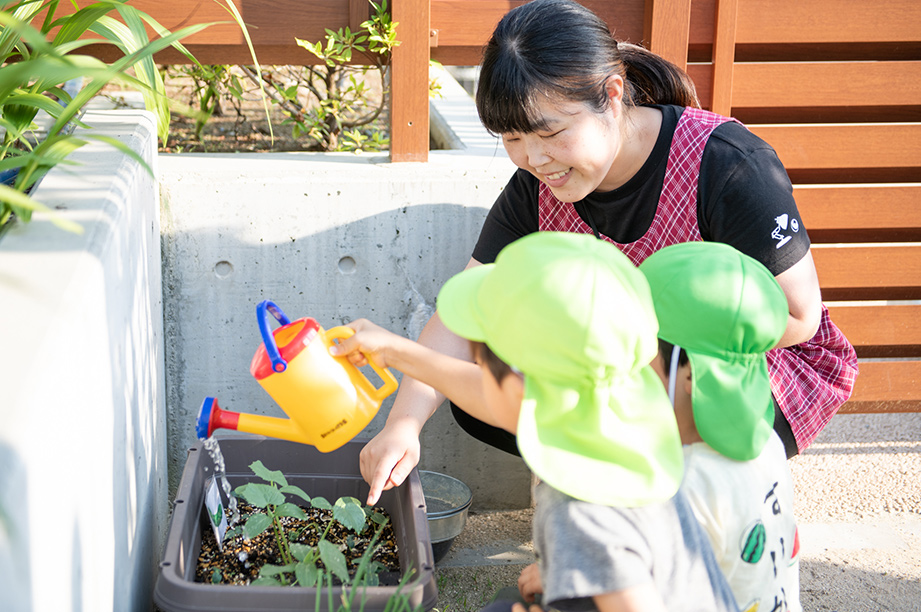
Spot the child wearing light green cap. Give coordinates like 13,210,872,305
640,241,801,612
332,232,739,611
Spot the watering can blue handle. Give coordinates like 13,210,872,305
257,300,291,373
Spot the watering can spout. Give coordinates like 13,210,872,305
196,396,315,445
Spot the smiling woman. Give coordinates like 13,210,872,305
357,0,860,543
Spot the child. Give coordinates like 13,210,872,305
333,232,739,611
359,0,858,500
640,241,802,612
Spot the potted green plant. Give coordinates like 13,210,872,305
0,0,267,231
154,436,438,611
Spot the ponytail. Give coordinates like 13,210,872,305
620,43,700,109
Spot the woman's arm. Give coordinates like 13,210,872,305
773,250,822,348
357,257,490,505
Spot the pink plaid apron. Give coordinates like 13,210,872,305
538,107,858,450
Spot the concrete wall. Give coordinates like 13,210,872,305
0,111,166,611
158,68,533,510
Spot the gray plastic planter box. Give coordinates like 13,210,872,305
154,436,437,611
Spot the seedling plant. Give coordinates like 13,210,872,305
231,459,390,588
202,459,424,611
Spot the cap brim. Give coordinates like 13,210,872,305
436,264,494,342
517,367,684,507
687,351,775,461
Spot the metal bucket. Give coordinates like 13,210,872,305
419,471,472,563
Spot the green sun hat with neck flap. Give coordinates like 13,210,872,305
639,241,789,461
436,232,684,507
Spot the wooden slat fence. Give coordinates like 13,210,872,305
53,0,921,413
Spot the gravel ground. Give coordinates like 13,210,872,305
789,412,921,611
432,412,921,612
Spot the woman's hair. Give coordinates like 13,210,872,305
476,0,699,135
473,341,514,384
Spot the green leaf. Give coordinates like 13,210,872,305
279,484,311,504
3,93,67,119
275,502,308,521
363,562,382,586
250,576,282,586
237,482,285,508
259,563,296,577
249,460,288,487
318,540,349,583
333,497,367,533
310,496,332,510
295,560,319,587
243,512,273,540
289,542,315,563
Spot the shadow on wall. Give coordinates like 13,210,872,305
0,443,32,611
160,200,533,510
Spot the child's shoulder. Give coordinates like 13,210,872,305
536,480,683,531
682,434,793,504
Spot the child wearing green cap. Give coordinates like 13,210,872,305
332,232,739,611
640,241,801,612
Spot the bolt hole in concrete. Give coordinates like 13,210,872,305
338,256,357,274
420,471,472,563
214,260,233,278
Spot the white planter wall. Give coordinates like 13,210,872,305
0,110,166,612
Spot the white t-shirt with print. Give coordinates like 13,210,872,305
682,432,802,612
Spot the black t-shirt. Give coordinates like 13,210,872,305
472,105,810,276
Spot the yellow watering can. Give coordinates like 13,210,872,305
196,300,399,452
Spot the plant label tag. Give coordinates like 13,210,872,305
205,476,228,550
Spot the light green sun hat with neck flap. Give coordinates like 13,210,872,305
436,232,684,507
639,241,789,461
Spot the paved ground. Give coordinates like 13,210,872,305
431,412,921,611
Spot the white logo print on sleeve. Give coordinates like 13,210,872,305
771,214,800,249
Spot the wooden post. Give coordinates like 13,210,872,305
390,0,431,162
643,0,692,71
710,0,739,115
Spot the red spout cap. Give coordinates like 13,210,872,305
196,397,240,439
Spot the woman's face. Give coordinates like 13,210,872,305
501,92,624,202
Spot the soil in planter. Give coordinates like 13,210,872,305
196,501,401,586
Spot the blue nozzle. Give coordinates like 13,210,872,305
197,397,215,440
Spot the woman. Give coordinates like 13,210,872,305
355,0,857,506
